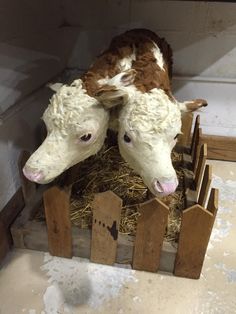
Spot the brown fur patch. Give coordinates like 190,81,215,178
81,29,172,97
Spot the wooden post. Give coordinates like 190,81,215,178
0,220,10,264
190,115,200,157
90,191,122,265
194,144,207,195
132,198,169,272
18,151,36,204
192,128,202,172
43,186,72,258
178,112,193,147
174,196,218,279
198,164,212,208
207,188,218,216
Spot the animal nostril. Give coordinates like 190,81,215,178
153,180,164,193
23,166,44,183
152,178,178,195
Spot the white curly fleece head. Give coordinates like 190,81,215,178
24,79,109,184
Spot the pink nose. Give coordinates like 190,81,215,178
152,178,178,196
23,166,44,183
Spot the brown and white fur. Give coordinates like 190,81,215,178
91,29,207,196
23,29,207,195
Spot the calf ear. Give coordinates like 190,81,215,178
94,85,128,109
179,99,208,112
95,69,137,109
47,82,63,92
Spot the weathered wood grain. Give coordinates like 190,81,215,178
11,217,177,273
178,112,193,146
192,128,202,172
90,191,122,265
194,143,207,195
0,187,25,263
190,115,200,158
0,220,10,264
207,188,219,217
43,186,72,258
132,198,169,272
174,204,216,279
198,164,212,208
0,188,25,228
200,135,236,162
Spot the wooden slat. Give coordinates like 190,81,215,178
11,217,177,273
190,115,200,157
178,112,193,146
194,144,207,195
174,204,216,279
0,188,25,261
90,191,122,265
192,128,202,172
200,134,236,162
207,188,219,217
0,188,25,228
132,198,169,272
198,164,212,208
0,220,10,264
18,151,36,204
43,186,72,258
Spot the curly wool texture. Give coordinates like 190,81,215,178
43,79,101,135
120,88,182,138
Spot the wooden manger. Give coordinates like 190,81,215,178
6,114,218,279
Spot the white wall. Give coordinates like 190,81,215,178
64,0,236,139
0,0,77,209
64,1,236,79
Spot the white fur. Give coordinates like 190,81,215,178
25,79,109,183
117,51,136,72
117,84,181,195
151,41,165,70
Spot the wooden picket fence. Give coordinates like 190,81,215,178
9,114,218,279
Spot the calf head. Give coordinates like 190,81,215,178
97,70,207,197
23,80,109,184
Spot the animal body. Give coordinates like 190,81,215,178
24,29,207,197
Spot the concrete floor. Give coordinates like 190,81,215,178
0,160,236,314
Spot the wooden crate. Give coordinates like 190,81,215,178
6,115,218,279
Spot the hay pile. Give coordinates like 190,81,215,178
69,143,185,243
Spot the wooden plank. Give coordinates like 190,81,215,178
192,128,202,172
0,220,10,264
200,134,236,162
18,151,36,204
11,216,177,273
194,144,207,195
185,188,197,209
178,112,193,146
190,115,200,157
174,204,216,279
207,188,219,217
90,191,122,265
0,188,25,227
132,198,169,272
43,186,72,258
198,164,212,208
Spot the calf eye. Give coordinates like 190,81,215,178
174,134,179,140
80,133,92,142
124,133,131,143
